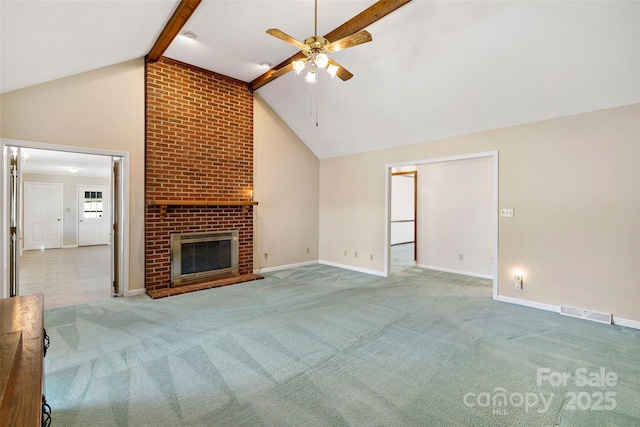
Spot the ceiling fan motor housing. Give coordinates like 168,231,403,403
304,36,330,52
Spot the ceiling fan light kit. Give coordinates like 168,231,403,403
314,53,329,69
292,60,306,74
265,0,374,85
326,63,339,78
304,66,317,84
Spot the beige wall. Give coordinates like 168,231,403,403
1,59,146,292
320,104,640,321
254,94,319,270
416,157,494,277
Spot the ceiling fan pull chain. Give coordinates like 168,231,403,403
308,80,319,127
315,81,320,127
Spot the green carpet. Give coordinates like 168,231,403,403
44,263,640,426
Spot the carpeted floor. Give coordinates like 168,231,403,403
44,261,640,426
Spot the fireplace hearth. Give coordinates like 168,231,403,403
171,230,239,287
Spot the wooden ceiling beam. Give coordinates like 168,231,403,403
147,0,202,62
249,0,413,92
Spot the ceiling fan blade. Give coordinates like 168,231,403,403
327,59,353,81
266,29,307,51
327,30,372,53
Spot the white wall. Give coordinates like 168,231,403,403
416,157,493,277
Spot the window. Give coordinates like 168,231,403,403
83,191,103,219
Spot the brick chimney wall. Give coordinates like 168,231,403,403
145,58,254,290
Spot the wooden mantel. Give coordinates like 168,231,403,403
147,200,258,218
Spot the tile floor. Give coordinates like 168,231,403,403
19,245,112,309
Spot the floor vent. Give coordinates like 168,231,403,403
560,306,612,325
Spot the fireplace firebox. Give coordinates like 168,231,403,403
170,231,239,287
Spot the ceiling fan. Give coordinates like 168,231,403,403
265,0,373,84
250,0,412,91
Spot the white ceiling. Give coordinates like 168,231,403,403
20,148,111,178
1,1,639,160
0,0,177,93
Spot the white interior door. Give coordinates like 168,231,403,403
78,185,110,246
24,182,63,250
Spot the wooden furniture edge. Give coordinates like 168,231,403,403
0,293,45,426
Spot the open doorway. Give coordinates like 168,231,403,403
386,151,499,299
390,170,417,273
2,141,128,309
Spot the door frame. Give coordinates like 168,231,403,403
1,138,130,299
385,151,499,300
390,170,417,261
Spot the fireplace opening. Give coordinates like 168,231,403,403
171,231,239,287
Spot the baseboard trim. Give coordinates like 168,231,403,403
255,261,318,273
496,295,560,313
318,260,386,277
126,289,146,297
255,260,386,277
612,316,640,330
497,295,640,330
418,264,493,280
62,245,78,249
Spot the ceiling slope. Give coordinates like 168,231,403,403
0,0,179,93
255,1,640,158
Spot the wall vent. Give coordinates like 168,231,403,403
560,306,612,325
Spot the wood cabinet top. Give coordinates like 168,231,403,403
0,293,44,426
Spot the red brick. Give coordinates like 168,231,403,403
145,58,254,291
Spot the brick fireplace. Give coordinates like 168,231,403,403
145,58,254,292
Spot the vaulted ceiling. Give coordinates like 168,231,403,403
1,1,638,159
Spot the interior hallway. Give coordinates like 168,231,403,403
19,245,112,309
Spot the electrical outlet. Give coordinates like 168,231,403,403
458,254,464,261
344,250,347,256
514,273,523,289
354,251,358,258
306,247,309,254
370,254,373,261
500,208,514,218
264,253,268,260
